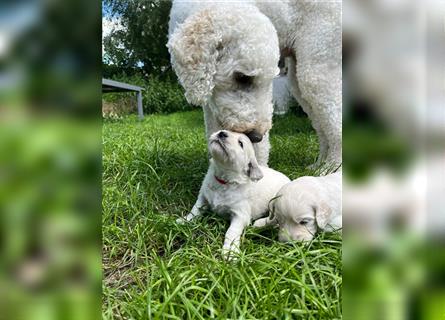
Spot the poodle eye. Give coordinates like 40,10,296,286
234,72,253,88
300,219,309,225
238,140,243,148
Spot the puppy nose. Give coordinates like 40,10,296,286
218,131,228,139
245,130,263,143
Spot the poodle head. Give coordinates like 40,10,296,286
167,6,280,142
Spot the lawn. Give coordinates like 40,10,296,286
102,110,342,319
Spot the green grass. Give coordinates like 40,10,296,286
102,110,342,319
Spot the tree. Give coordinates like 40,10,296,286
103,0,173,79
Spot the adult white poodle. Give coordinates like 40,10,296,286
168,0,341,168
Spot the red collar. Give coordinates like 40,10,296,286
214,175,228,185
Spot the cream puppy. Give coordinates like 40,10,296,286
253,172,342,242
179,130,290,257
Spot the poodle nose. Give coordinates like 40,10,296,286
245,130,263,143
218,131,228,139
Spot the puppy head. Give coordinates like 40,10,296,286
209,130,263,182
167,6,280,143
273,191,332,242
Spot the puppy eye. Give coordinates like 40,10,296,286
234,72,253,88
238,140,243,148
299,220,309,225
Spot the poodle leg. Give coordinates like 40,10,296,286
298,80,342,171
291,1,342,169
303,97,341,169
293,58,341,168
300,67,341,170
322,120,342,169
307,115,330,168
287,56,329,167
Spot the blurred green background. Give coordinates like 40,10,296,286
1,0,101,319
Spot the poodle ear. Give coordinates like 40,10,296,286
314,202,332,229
247,160,263,182
167,9,222,106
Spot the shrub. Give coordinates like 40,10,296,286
102,73,196,115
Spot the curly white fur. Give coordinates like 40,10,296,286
168,0,342,167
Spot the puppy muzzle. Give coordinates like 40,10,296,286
217,130,228,139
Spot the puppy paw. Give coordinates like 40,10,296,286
252,217,268,228
253,217,276,228
222,246,240,261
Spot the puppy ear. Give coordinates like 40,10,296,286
267,195,281,219
268,201,275,220
314,202,332,229
167,9,222,106
247,160,263,182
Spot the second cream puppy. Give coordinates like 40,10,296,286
179,130,290,257
254,172,342,241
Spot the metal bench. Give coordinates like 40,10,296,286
102,78,144,119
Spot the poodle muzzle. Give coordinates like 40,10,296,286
244,130,263,143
